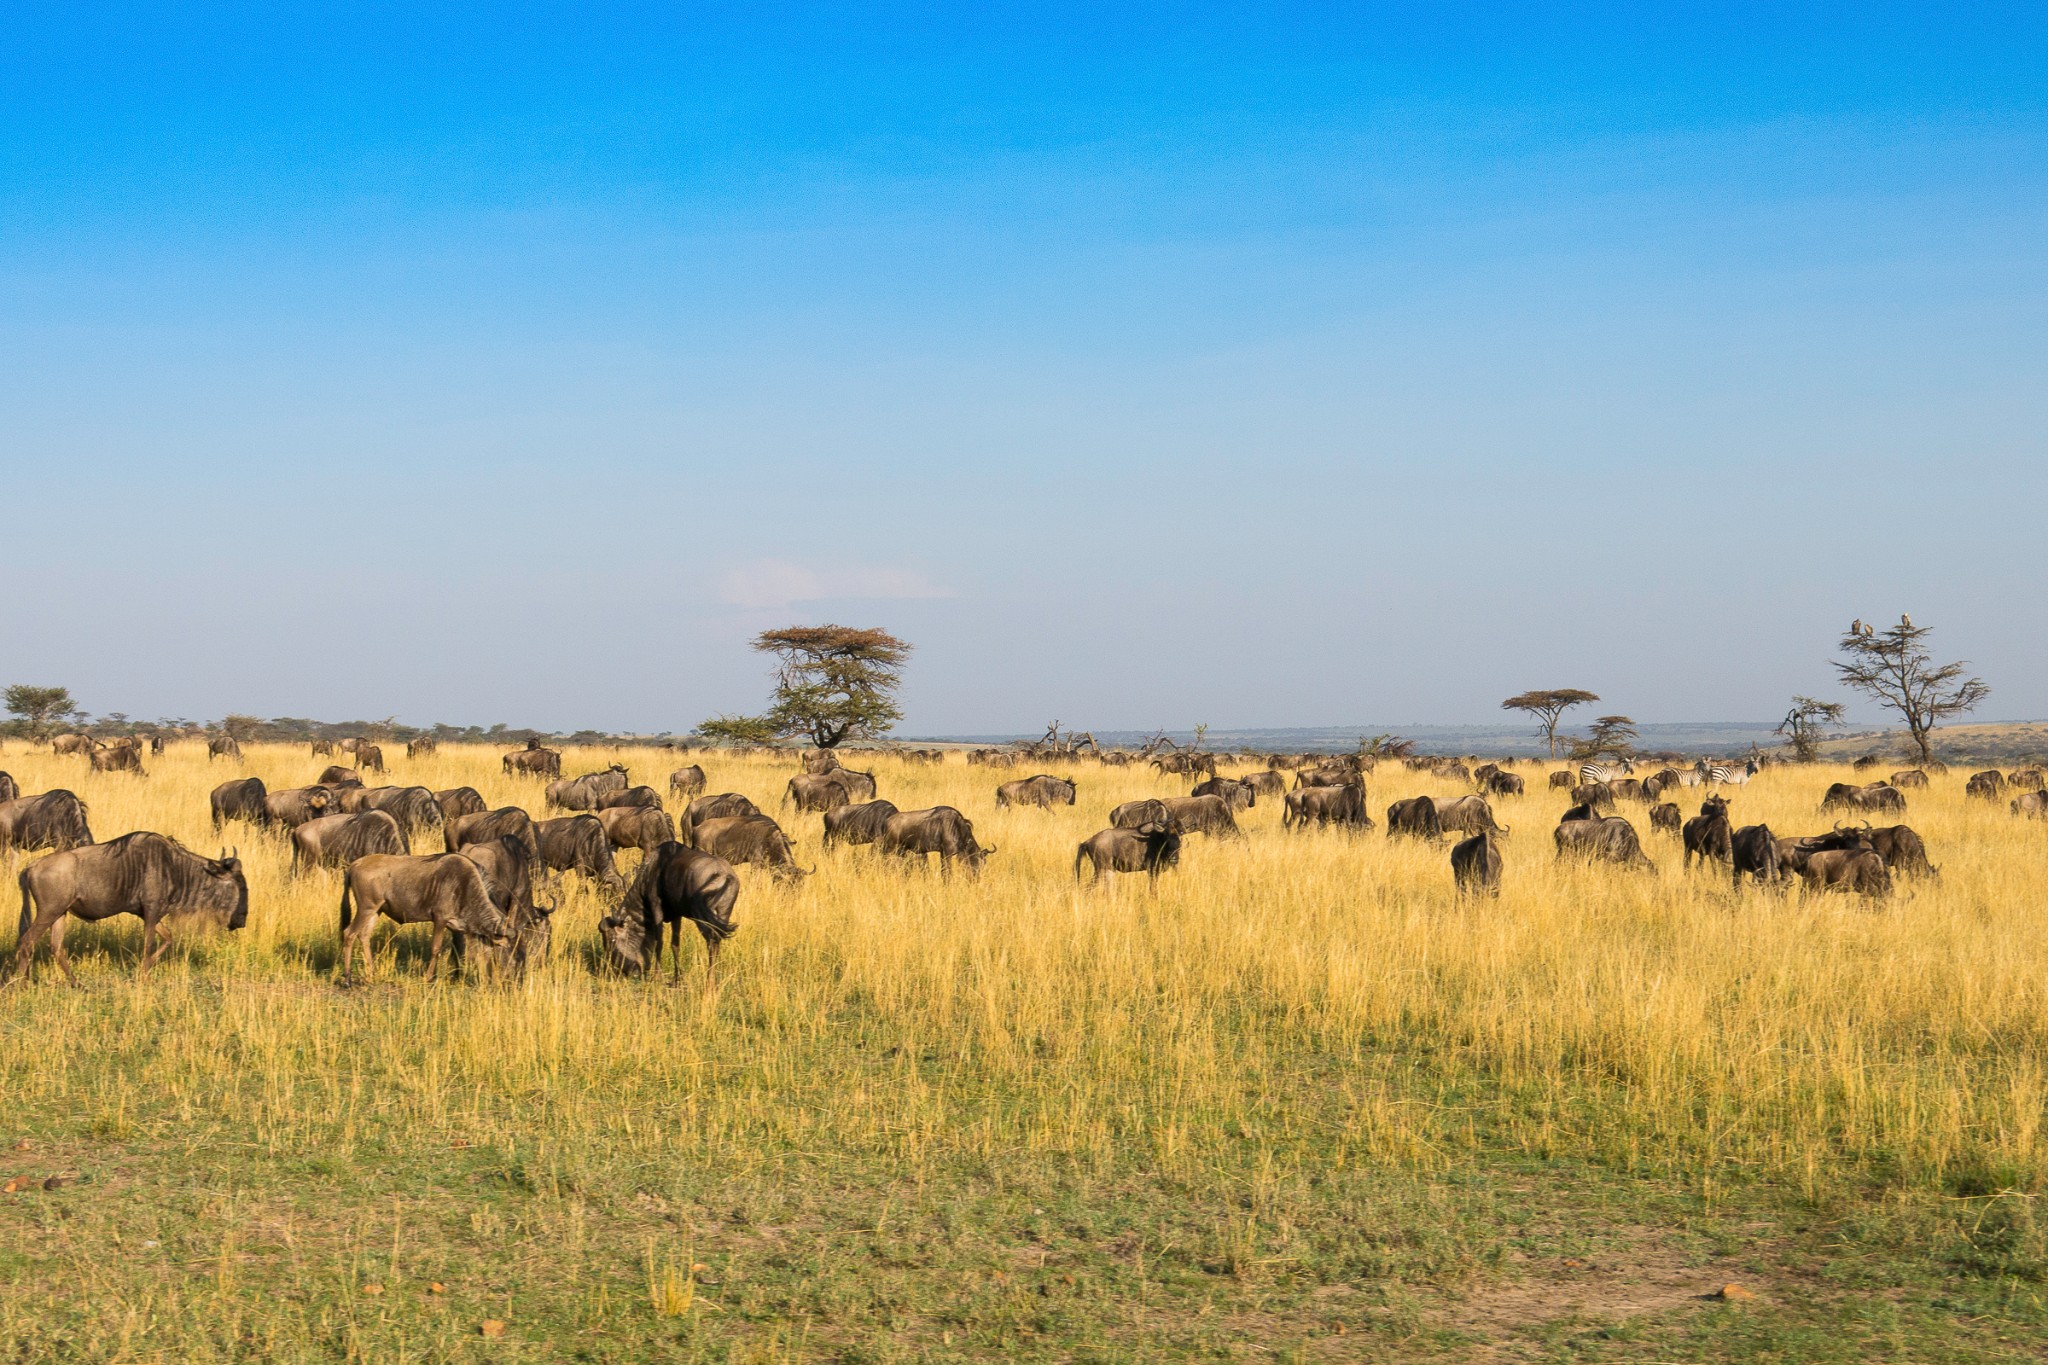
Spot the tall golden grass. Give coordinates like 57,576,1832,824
1,741,2043,1203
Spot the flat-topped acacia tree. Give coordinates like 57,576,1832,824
698,624,913,750
1501,688,1600,759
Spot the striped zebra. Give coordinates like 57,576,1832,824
1695,758,1760,786
1578,759,1635,786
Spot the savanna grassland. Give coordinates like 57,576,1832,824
2,742,2046,1363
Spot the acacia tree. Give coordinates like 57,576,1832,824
4,685,82,741
1570,715,1639,761
1832,615,1988,765
1501,688,1600,758
700,625,913,750
1776,696,1847,763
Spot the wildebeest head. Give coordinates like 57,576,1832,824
200,848,249,930
307,786,334,816
599,906,652,975
1700,794,1730,822
1135,821,1180,873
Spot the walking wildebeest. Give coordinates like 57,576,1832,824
1074,823,1180,886
262,785,335,831
406,737,438,759
354,743,386,774
996,775,1079,810
10,833,245,983
535,814,627,892
207,735,242,762
503,745,563,779
547,765,630,812
877,807,993,876
89,744,143,774
683,793,762,837
1283,783,1371,830
336,853,510,985
822,799,899,848
1548,770,1575,789
1385,796,1443,839
1110,798,1176,831
691,814,808,881
311,739,335,757
1554,809,1657,873
1821,782,1905,814
1609,778,1646,802
1682,795,1734,870
457,834,554,977
1648,802,1681,835
1190,776,1254,811
445,808,541,862
1890,769,1928,789
1157,794,1241,839
51,734,92,756
211,778,269,830
1569,782,1616,811
1431,795,1505,837
1480,769,1525,798
2015,790,2048,820
786,772,857,814
1966,770,2006,800
1731,824,1781,886
0,791,94,855
597,805,676,856
1239,770,1287,800
1451,831,1503,895
291,810,409,874
668,765,708,799
434,787,488,823
2010,769,2047,792
600,842,740,981
595,785,664,812
1800,847,1892,897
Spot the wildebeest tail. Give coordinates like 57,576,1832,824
338,875,354,933
17,870,34,944
1072,844,1087,881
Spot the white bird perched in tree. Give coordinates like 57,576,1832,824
1851,619,1864,636
1903,613,1912,628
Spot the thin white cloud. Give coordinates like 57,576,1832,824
716,559,955,610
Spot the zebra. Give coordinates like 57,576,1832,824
1696,758,1760,786
1579,759,1635,786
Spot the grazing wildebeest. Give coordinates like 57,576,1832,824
668,765,708,799
1648,802,1682,835
1554,810,1657,873
1074,823,1180,886
310,739,335,757
445,808,540,861
148,735,165,756
2010,769,2047,792
1548,770,1575,789
51,734,92,756
1821,782,1905,814
211,777,269,830
831,768,879,801
877,807,993,876
1158,795,1242,839
1283,783,1371,830
1431,796,1505,837
596,785,665,812
1890,770,1928,789
1293,764,1359,789
291,810,409,874
433,787,487,823
0,774,16,805
1480,769,1525,798
535,814,627,891
692,814,808,881
597,805,678,856
457,834,554,977
1190,775,1254,811
1682,795,1734,870
351,786,444,834
1642,768,1683,800
1730,824,1781,886
1569,782,1616,811
0,791,94,855
207,735,242,762
1110,798,1176,831
1860,824,1938,878
600,842,740,980
261,785,335,831
2015,791,2048,820
406,737,438,759
822,799,900,848
10,834,245,983
336,854,509,985
353,743,386,774
339,738,360,754
996,775,1079,810
1450,831,1503,895
786,772,858,814
317,765,363,788
1607,778,1645,802
802,749,842,775
683,793,762,837
547,765,630,812
1852,754,1884,770
1240,770,1287,800
1385,796,1443,839
89,744,143,775
1966,770,2006,800
503,745,563,779
1800,848,1892,897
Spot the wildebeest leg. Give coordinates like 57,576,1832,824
670,918,685,985
425,924,449,983
45,916,79,987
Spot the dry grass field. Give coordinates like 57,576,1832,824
2,742,2046,1361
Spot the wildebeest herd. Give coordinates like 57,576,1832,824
0,737,2021,989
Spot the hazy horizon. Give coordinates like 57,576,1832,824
5,7,2042,734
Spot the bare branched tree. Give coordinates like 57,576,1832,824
1775,696,1847,763
1832,615,1988,765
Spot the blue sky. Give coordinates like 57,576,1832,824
2,5,2043,734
